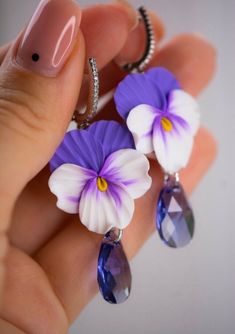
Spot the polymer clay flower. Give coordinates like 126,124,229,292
114,67,200,174
49,121,152,234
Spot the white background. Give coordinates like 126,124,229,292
0,1,234,333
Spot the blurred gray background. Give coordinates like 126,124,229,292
0,0,234,333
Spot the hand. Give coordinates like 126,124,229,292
0,0,217,333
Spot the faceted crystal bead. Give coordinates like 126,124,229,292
97,239,131,304
156,179,194,248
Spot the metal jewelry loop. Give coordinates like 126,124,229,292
106,228,123,243
73,57,99,128
164,172,180,184
123,6,155,73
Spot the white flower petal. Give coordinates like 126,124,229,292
153,121,194,174
79,179,134,234
49,164,96,214
126,104,158,154
168,90,200,135
101,149,152,199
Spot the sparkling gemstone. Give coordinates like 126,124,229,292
97,240,131,304
156,180,194,248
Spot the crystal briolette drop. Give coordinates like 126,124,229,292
97,237,131,304
156,177,195,248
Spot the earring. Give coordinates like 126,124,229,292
114,7,200,248
48,58,152,304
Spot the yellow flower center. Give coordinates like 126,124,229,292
161,117,173,132
97,177,108,192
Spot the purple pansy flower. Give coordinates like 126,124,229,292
49,121,152,234
114,67,200,174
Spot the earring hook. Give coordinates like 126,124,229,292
73,57,99,129
123,6,155,73
106,228,123,243
73,8,154,127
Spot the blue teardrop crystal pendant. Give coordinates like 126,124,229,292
97,230,132,304
156,175,195,248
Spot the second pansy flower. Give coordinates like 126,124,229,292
114,67,200,174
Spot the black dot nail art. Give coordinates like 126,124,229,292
32,53,40,62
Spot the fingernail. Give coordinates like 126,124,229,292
15,0,82,77
114,0,138,30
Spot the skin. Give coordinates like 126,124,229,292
0,2,217,333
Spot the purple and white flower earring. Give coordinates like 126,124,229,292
48,58,152,303
114,8,200,248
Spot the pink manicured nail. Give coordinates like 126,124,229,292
15,0,82,77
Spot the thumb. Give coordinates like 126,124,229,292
0,0,85,214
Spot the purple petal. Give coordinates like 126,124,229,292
114,72,166,120
146,67,181,98
50,129,104,173
88,121,135,159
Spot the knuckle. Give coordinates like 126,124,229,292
0,71,53,137
0,102,44,143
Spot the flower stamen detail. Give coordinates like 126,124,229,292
97,177,108,192
161,117,173,132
